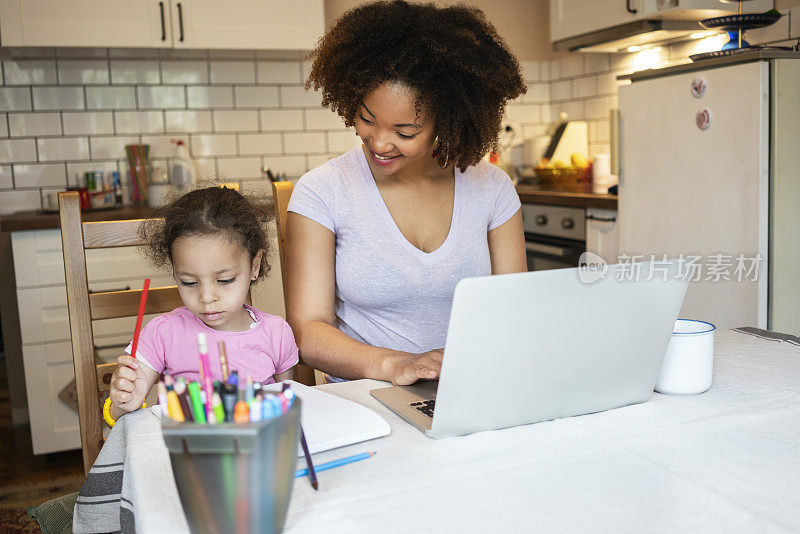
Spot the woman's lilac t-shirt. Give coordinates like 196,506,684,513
126,305,298,384
287,147,521,355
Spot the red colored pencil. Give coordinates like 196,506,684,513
129,278,151,360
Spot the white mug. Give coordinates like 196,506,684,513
655,319,715,395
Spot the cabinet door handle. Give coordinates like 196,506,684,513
158,1,166,41
626,0,638,14
177,2,185,42
586,214,617,222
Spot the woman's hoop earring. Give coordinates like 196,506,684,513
433,136,450,168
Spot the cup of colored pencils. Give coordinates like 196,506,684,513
161,339,301,534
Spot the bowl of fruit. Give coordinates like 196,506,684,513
534,153,592,193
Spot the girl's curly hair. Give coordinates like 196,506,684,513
139,186,274,283
306,0,526,172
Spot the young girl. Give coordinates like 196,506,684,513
108,186,298,421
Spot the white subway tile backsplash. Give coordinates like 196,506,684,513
238,133,282,155
304,109,346,130
586,97,612,120
262,155,307,177
187,86,234,109
86,87,136,110
137,86,186,109
162,60,209,84
302,60,313,81
63,112,114,135
559,55,583,79
520,61,542,83
57,60,109,84
0,139,37,163
140,135,189,158
0,165,11,189
583,54,611,75
0,114,6,137
522,124,547,139
284,132,325,154
193,158,218,179
166,110,213,133
12,164,66,188
234,87,279,108
210,61,255,84
0,88,32,112
327,130,361,153
505,105,539,125
4,60,57,85
589,119,611,143
110,60,160,84
260,109,303,132
37,137,89,161
190,134,237,157
9,113,62,137
551,80,572,101
574,76,598,99
526,83,550,104
257,61,302,85
214,110,259,132
115,111,164,134
280,86,323,108
32,87,84,111
307,154,336,169
588,143,611,157
597,73,620,96
0,190,41,214
89,136,138,160
553,100,584,121
217,157,262,180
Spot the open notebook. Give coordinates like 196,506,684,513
260,381,391,455
153,380,390,455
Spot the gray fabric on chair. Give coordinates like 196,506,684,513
27,491,78,534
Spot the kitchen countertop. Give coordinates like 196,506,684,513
516,185,617,210
1,188,617,232
0,205,151,232
620,50,800,82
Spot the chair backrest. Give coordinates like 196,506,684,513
59,191,183,475
271,181,323,386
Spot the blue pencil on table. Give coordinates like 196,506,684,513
295,452,376,478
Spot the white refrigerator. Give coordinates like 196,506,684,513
618,56,800,334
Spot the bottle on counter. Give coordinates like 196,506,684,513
170,139,196,192
112,171,123,205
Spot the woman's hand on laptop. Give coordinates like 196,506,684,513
388,349,443,385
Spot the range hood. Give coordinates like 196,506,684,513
553,20,703,53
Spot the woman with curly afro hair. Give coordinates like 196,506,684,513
285,0,528,385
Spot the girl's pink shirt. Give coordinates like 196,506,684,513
124,305,298,384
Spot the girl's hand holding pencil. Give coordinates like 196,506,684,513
109,355,158,419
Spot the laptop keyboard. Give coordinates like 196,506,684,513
409,399,435,417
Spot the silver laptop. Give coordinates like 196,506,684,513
371,261,689,438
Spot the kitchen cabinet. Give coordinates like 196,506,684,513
11,228,171,455
551,0,643,43
550,0,772,43
0,0,324,51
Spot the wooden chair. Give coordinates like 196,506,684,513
58,191,183,475
272,181,324,386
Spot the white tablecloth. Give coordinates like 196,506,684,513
74,328,800,533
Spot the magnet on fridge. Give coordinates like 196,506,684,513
696,108,711,131
691,77,707,99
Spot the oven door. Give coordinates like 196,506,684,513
525,233,585,271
